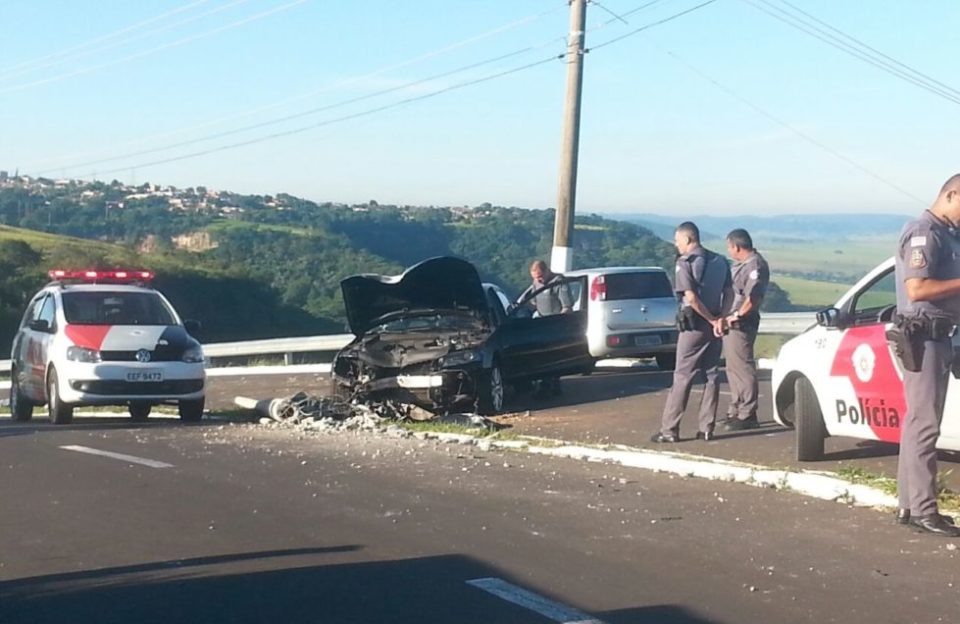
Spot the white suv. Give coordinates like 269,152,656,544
9,270,206,424
564,266,679,369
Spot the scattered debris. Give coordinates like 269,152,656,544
234,391,504,433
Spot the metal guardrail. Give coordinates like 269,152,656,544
0,313,816,374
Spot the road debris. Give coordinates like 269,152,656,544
234,392,504,433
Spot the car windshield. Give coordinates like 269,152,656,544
374,310,480,333
62,291,177,326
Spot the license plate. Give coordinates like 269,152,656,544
634,335,662,347
126,370,163,382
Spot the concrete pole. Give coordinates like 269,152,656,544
551,0,587,274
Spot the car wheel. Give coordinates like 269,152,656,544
178,397,205,422
46,368,74,425
656,353,677,371
795,376,826,461
10,372,34,422
129,402,152,422
477,362,504,416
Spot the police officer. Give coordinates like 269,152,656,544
718,229,770,431
652,222,732,443
892,173,960,537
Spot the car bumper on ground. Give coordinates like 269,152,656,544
335,365,482,411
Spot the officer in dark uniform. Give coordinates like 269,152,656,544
891,173,960,537
652,221,732,443
719,228,770,431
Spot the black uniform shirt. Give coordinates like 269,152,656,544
895,210,960,322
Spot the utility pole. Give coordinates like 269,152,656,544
551,0,587,273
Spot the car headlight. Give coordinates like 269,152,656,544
440,350,481,368
182,344,204,363
66,346,101,363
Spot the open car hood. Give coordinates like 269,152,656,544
341,257,489,335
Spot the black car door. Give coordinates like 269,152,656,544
495,276,591,380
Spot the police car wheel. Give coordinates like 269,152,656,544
795,376,826,462
178,398,205,422
10,373,33,422
129,402,152,422
46,368,74,425
477,362,504,416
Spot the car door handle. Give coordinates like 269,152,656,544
611,308,622,313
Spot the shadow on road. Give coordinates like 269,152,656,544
1,551,722,624
508,369,673,412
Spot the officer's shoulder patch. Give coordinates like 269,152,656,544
910,235,927,247
910,248,927,269
749,269,759,280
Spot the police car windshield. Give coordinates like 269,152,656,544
62,291,177,326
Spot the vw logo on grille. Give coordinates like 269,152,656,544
135,349,152,363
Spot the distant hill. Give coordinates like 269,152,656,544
611,213,911,242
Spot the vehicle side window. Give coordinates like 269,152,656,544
848,268,897,325
19,294,44,328
37,294,57,327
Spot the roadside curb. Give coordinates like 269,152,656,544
412,430,897,510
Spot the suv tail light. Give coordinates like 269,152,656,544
590,275,606,301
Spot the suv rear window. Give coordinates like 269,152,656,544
62,291,176,326
603,272,673,300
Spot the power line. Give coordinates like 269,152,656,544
0,0,307,95
742,0,960,107
54,2,722,178
87,56,565,178
26,2,569,172
660,47,926,206
0,0,213,78
589,0,718,52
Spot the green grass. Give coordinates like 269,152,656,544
772,275,854,307
837,466,960,513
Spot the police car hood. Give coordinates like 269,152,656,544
341,257,488,336
64,324,194,353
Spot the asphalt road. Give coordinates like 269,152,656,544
2,418,959,624
203,367,960,492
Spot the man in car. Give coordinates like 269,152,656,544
891,173,960,537
517,259,573,396
717,229,770,432
652,222,732,443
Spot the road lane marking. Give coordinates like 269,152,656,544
466,577,606,624
60,445,174,468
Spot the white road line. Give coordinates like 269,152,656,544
59,445,174,468
466,577,606,624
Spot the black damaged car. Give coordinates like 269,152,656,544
331,256,594,415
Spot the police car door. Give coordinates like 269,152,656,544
823,265,904,445
19,293,56,399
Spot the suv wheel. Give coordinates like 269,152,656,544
178,398,205,422
10,373,33,422
129,402,152,422
46,368,74,425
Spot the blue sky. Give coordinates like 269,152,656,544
1,0,958,215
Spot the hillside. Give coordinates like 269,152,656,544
0,177,680,347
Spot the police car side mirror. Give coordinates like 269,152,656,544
816,307,842,329
29,319,51,333
183,319,201,335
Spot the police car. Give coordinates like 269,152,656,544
771,257,960,460
9,270,206,424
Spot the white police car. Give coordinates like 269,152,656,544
9,270,206,424
771,257,960,460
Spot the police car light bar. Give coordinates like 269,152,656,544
48,269,155,282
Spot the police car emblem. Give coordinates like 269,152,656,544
135,349,152,363
852,343,876,383
910,248,926,268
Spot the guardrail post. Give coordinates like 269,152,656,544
284,352,293,366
